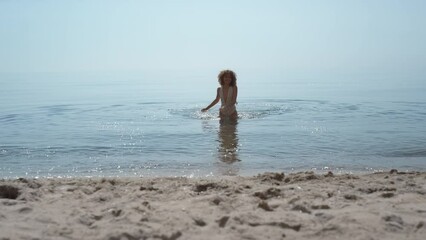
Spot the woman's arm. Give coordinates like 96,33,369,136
201,88,220,112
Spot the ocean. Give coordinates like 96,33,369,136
1,72,425,178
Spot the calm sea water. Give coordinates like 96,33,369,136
1,73,426,178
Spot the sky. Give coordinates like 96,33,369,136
1,0,426,82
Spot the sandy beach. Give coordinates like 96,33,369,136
1,170,426,240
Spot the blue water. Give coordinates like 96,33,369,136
1,73,426,178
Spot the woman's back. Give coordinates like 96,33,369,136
219,86,234,106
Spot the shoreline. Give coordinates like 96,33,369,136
1,170,426,239
2,167,423,180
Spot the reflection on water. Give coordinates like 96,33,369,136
216,119,240,175
218,119,240,162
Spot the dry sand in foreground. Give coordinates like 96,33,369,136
1,170,426,240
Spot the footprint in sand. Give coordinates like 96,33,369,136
0,185,20,199
18,207,33,214
383,214,404,232
292,204,311,214
258,201,273,211
217,216,230,228
343,194,359,200
193,217,207,227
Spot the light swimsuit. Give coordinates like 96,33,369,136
219,86,236,117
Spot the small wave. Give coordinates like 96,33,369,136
339,104,359,111
261,99,328,105
195,111,220,120
384,148,426,158
137,101,171,105
0,114,20,123
39,104,78,116
168,108,216,120
169,104,291,121
110,104,124,108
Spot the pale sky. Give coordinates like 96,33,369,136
1,0,425,82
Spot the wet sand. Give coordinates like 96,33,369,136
1,170,426,240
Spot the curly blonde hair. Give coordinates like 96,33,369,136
218,70,237,86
